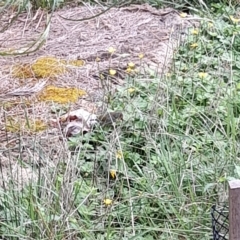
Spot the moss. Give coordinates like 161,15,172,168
12,57,85,79
32,57,67,78
38,85,86,104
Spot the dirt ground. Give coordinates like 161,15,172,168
0,3,198,187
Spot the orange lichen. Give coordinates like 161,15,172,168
38,85,86,104
12,57,85,79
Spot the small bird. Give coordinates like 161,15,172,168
98,111,123,127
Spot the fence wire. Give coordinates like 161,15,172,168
211,205,229,240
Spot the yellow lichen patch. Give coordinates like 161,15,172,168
67,59,85,67
12,57,85,79
38,85,86,104
32,57,67,78
6,118,47,133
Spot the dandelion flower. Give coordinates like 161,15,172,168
180,12,187,18
128,62,135,69
108,47,116,54
126,68,133,74
109,69,116,76
116,150,123,159
128,88,135,93
191,29,199,35
230,16,240,23
138,53,144,59
208,22,213,28
165,73,171,77
198,72,208,78
110,170,116,179
104,199,112,205
190,43,198,48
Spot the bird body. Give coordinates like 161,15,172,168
98,111,123,127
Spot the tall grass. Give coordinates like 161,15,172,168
1,0,240,239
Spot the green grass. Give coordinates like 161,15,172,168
1,0,240,239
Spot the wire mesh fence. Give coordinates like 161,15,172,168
211,204,229,240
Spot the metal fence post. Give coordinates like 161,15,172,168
229,180,240,240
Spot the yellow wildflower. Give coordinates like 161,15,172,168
208,22,213,28
138,53,144,59
165,73,171,77
126,68,133,74
108,47,116,54
190,43,198,48
128,88,135,93
191,29,199,35
104,199,112,205
180,12,187,18
109,69,116,76
110,170,116,179
100,74,105,80
198,72,208,78
128,62,135,69
96,57,101,62
230,16,240,23
116,150,123,159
